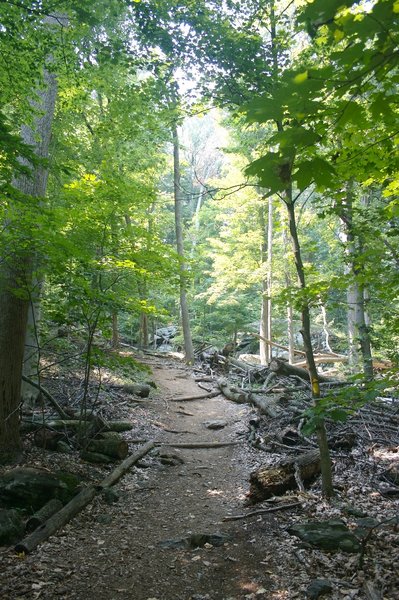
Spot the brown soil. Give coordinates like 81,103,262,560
0,354,398,600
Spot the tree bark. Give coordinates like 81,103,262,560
249,449,321,504
173,119,195,364
21,274,44,408
111,312,120,349
0,62,58,460
259,198,273,365
339,186,373,379
285,192,334,498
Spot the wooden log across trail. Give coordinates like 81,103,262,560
171,390,220,402
249,449,321,504
269,358,333,383
15,441,155,554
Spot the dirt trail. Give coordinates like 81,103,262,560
1,357,282,600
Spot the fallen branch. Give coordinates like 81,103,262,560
197,383,213,392
15,441,155,554
21,376,69,420
223,501,302,522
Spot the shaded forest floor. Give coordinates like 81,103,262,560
0,351,398,599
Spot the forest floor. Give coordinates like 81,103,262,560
0,351,398,600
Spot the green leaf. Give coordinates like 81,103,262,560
243,95,284,123
328,408,349,422
245,153,291,193
337,101,367,128
294,157,336,190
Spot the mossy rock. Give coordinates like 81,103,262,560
0,509,24,545
288,519,361,553
0,468,80,510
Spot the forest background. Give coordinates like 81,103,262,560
0,0,399,469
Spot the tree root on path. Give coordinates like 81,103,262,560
223,501,302,522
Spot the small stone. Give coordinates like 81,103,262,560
307,579,333,599
288,519,361,553
204,420,227,430
96,515,112,525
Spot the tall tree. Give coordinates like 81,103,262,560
0,14,64,460
172,118,195,363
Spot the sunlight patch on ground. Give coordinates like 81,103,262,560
371,446,398,462
206,488,224,497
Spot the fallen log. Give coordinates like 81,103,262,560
217,379,281,418
248,449,321,504
15,441,155,554
111,383,151,398
80,451,114,464
269,358,333,383
15,485,98,554
171,390,220,402
25,499,63,533
21,419,133,433
217,379,249,404
87,438,128,459
99,441,155,488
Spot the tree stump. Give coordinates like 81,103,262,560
248,450,321,504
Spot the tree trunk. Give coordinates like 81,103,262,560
282,225,295,363
285,191,334,498
0,63,58,461
21,274,44,408
340,187,373,379
111,311,119,349
172,119,195,364
259,197,273,365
